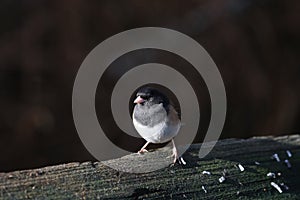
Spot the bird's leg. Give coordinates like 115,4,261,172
171,139,179,163
138,141,150,154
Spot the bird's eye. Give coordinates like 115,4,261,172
140,95,148,99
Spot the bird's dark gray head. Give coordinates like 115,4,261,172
134,87,170,108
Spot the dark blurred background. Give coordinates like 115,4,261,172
0,0,299,172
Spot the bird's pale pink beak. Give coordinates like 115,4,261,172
134,96,145,104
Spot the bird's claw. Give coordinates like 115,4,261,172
167,150,179,163
169,156,186,166
172,148,179,164
138,149,148,154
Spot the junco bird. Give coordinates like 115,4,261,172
132,87,181,163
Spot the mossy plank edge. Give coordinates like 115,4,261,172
0,134,299,199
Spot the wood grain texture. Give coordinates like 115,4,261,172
0,134,299,199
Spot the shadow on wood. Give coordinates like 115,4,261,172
0,135,299,199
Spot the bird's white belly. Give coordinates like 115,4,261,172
133,117,180,143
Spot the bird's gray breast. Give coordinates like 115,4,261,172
133,103,167,127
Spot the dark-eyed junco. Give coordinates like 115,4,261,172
132,87,181,163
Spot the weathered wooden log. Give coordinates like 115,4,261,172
0,134,299,199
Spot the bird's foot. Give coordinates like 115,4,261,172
171,150,187,165
171,156,179,163
167,151,178,162
169,157,187,167
138,148,148,154
172,147,179,164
